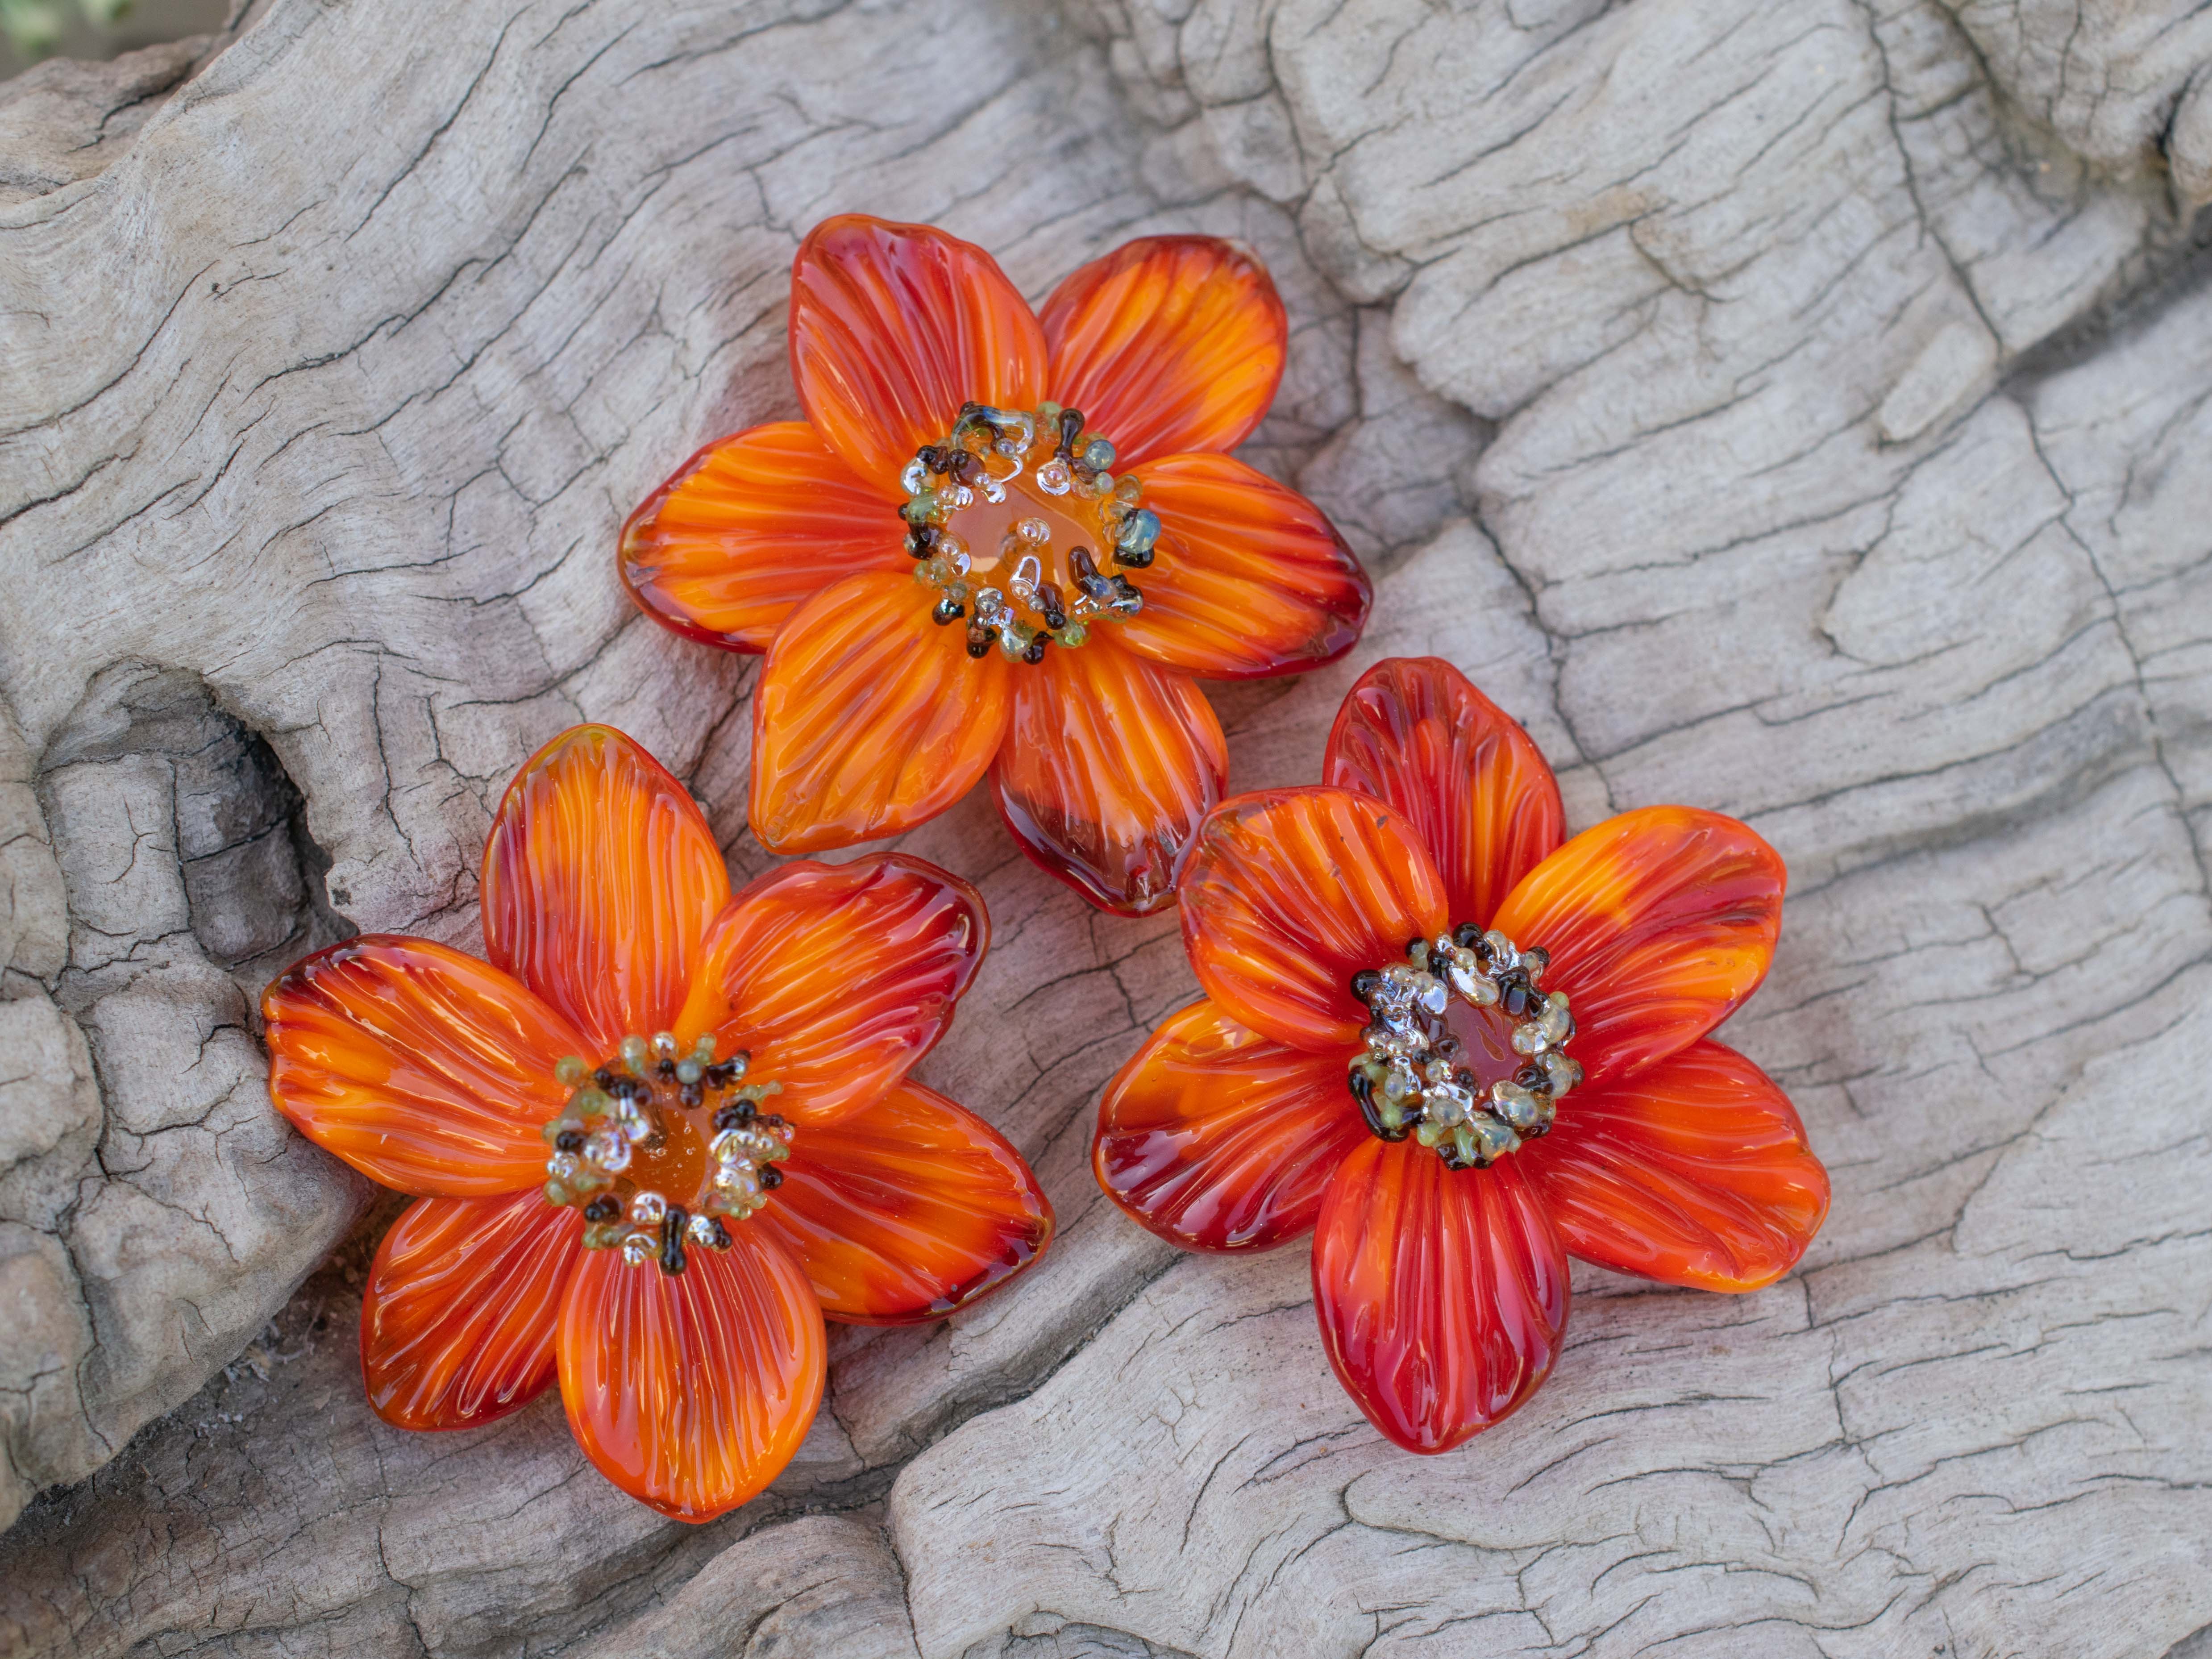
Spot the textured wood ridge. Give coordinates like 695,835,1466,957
1,0,2209,1654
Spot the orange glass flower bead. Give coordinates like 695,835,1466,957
264,725,1052,1521
1094,657,1829,1454
620,216,1372,915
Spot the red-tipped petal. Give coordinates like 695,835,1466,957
750,570,1013,852
675,854,987,1127
992,635,1225,917
1490,807,1785,1085
1118,454,1370,680
361,1190,583,1430
263,936,587,1197
754,1081,1052,1324
1094,997,1364,1252
1311,1141,1569,1454
1179,787,1449,1053
789,214,1047,489
1324,657,1563,929
1039,235,1285,467
1522,1040,1829,1290
620,422,906,652
557,1226,824,1522
482,725,729,1057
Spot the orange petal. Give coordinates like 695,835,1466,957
1521,1040,1829,1291
991,635,1225,917
1094,997,1364,1252
788,214,1047,489
482,725,729,1057
557,1225,824,1522
263,936,587,1197
675,853,987,1127
750,570,1013,851
1489,807,1785,1085
362,1190,583,1430
1324,657,1563,929
1039,236,1285,467
620,422,906,652
1117,454,1371,680
1179,787,1449,1053
753,1081,1052,1325
1311,1140,1569,1454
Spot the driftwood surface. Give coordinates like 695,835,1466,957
2,0,2211,1654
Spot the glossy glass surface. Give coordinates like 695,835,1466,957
758,1081,1055,1324
263,934,586,1196
1518,1039,1830,1290
1312,1140,1568,1455
676,852,989,1127
616,215,1371,905
362,1189,582,1430
992,633,1227,915
1177,786,1450,1052
481,724,729,1055
1037,233,1286,467
265,722,1048,1521
750,569,1014,851
1325,656,1563,927
788,214,1047,486
1118,454,1372,680
558,1226,825,1522
621,422,903,653
1094,997,1363,1252
1489,804,1784,1086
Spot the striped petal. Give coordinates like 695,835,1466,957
991,634,1226,916
1094,997,1364,1252
1324,656,1563,930
558,1225,824,1522
263,936,587,1197
1521,1040,1829,1290
482,725,729,1057
1489,807,1785,1085
1118,454,1370,680
620,422,905,652
750,570,1013,852
675,854,988,1127
1178,787,1449,1053
754,1081,1053,1324
1039,235,1285,467
361,1190,583,1430
789,215,1047,489
1312,1141,1568,1454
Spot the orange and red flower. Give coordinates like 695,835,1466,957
263,725,1051,1520
621,216,1371,915
1094,657,1829,1454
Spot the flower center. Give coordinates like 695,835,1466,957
899,401,1160,665
540,1031,792,1273
1347,927,1580,1170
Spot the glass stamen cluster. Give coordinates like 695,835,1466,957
899,400,1160,665
540,1031,792,1274
1347,927,1581,1169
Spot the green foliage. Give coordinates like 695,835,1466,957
3,0,137,61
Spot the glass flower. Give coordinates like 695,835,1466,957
1093,657,1829,1453
620,215,1372,915
262,724,1052,1520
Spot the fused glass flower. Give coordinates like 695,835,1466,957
263,725,1051,1520
621,216,1372,915
1093,657,1829,1453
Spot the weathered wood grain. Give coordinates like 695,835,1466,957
1,0,2208,1653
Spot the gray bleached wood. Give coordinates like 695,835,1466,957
2,0,2210,1654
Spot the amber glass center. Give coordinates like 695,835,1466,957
539,1032,791,1273
1346,926,1581,1170
900,401,1158,665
